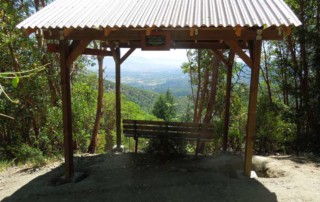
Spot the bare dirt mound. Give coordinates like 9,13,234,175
0,153,319,202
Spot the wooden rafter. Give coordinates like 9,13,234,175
44,28,283,41
225,40,253,69
48,43,112,57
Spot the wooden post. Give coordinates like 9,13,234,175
222,51,235,151
115,48,121,149
244,40,262,177
60,40,74,179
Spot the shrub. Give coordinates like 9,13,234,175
255,97,295,154
10,144,46,167
144,134,187,159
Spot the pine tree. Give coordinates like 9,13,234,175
151,90,177,121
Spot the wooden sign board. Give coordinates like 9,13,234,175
141,31,170,51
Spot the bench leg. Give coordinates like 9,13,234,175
135,138,138,154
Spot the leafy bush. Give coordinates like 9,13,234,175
10,144,46,167
255,97,295,154
144,134,187,159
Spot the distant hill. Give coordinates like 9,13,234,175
106,70,191,97
104,80,158,112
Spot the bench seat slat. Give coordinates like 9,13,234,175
123,125,213,133
123,119,213,128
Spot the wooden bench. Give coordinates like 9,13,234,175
123,119,215,155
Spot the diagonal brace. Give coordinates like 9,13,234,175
67,40,91,66
225,40,253,69
120,48,135,64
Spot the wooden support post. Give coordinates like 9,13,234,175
115,48,121,149
59,40,74,179
244,40,262,177
223,51,235,151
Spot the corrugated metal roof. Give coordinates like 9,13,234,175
17,0,301,29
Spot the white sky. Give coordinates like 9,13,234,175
101,49,189,73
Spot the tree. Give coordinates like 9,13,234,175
151,90,176,121
88,42,105,154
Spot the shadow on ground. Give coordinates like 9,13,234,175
271,155,320,166
3,153,278,202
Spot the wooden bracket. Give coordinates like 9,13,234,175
225,40,253,69
67,40,91,65
24,28,36,36
120,48,135,64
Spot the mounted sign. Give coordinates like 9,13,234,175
141,31,171,51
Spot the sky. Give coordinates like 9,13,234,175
89,49,189,73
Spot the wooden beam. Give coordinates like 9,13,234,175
64,28,73,38
48,43,112,56
102,41,248,50
120,48,135,64
43,28,284,41
225,40,253,69
244,40,262,177
24,28,36,36
223,50,235,151
67,40,91,65
59,40,74,180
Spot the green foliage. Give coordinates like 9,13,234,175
151,90,177,121
144,135,187,159
255,97,295,154
9,144,46,167
104,80,157,112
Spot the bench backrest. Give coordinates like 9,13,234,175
123,119,215,140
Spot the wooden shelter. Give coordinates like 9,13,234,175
17,0,301,179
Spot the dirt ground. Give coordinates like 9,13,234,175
0,152,319,202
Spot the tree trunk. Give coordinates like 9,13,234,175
261,42,272,103
88,55,104,154
198,56,220,153
203,57,220,123
196,66,210,122
193,50,202,123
